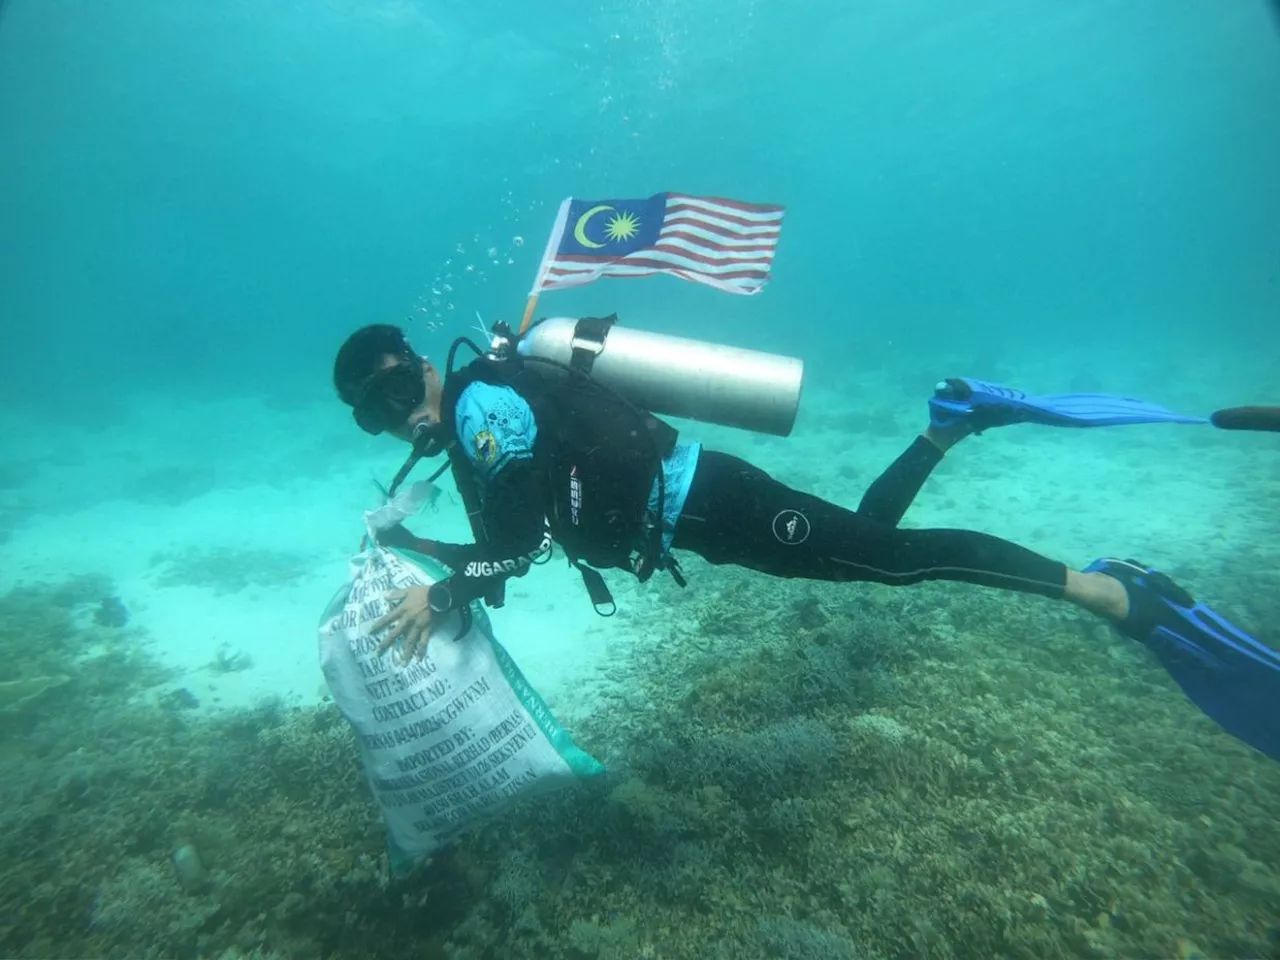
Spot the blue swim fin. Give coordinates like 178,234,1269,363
1085,558,1280,762
929,378,1208,432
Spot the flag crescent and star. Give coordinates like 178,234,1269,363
571,203,643,249
572,205,613,249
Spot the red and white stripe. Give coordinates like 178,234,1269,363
535,193,785,296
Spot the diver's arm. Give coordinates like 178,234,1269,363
378,458,551,611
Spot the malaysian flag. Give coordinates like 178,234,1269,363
529,192,785,296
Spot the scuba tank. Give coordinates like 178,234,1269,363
512,315,804,437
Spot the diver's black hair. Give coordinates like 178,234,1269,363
333,324,413,405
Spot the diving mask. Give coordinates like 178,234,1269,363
351,360,426,435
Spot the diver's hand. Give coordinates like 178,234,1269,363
370,587,433,661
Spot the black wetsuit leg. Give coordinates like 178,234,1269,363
671,440,1068,599
855,435,946,527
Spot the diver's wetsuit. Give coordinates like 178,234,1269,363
388,379,1069,612
672,438,1067,598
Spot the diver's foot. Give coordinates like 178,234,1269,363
927,377,1028,436
924,378,998,451
923,422,972,453
1065,568,1131,621
923,381,976,452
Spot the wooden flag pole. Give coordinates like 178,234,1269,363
519,198,573,336
518,294,539,335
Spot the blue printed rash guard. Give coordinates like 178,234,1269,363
380,381,700,612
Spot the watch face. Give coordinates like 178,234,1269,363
429,584,452,612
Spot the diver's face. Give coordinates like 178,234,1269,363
380,355,441,443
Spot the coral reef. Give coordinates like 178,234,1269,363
0,675,69,714
93,595,130,628
753,916,857,959
1,566,1279,959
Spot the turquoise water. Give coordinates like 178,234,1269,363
3,0,1278,399
2,2,1279,958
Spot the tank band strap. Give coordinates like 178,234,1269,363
568,314,617,375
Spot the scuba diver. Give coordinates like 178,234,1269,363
334,317,1280,762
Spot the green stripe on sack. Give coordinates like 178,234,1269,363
489,638,606,778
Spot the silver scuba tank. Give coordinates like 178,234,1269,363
515,316,804,437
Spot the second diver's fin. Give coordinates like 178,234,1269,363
1085,557,1280,762
929,378,1208,433
1210,406,1280,433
